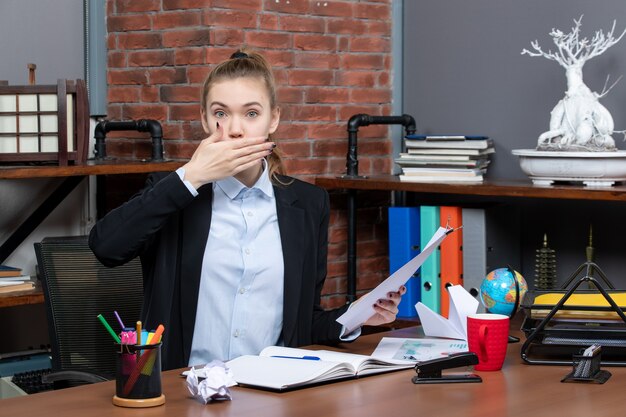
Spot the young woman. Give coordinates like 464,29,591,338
89,49,405,370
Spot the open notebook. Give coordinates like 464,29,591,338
225,346,413,390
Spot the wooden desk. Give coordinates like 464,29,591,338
1,327,624,417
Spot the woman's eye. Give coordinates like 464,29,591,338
214,111,226,118
246,110,259,118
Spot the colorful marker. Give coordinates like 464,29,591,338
147,324,165,345
136,321,142,347
97,314,121,343
113,311,125,329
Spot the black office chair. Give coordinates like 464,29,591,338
34,236,143,387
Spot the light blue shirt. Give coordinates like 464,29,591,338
176,164,359,366
186,163,285,365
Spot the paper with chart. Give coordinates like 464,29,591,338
415,284,479,340
336,226,451,333
372,337,469,362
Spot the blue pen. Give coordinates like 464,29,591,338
271,355,321,361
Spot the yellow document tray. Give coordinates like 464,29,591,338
530,292,626,321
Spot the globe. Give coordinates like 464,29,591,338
480,268,528,316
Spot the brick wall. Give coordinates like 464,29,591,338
105,0,394,308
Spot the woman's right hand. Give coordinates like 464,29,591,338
181,124,275,189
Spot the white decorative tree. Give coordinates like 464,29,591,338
522,16,626,151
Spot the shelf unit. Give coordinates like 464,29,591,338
0,159,184,308
315,175,626,302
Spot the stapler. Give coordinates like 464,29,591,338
412,352,482,384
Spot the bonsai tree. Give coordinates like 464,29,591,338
522,16,626,151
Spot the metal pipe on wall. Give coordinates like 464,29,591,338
342,114,416,302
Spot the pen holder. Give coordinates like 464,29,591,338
112,343,165,407
561,346,611,384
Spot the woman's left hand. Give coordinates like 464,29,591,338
363,285,407,326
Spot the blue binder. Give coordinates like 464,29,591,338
388,207,421,318
420,206,440,314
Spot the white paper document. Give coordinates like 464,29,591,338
337,226,451,333
372,337,469,362
415,285,479,340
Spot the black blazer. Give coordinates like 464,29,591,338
89,171,348,370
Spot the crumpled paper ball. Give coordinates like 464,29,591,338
186,360,237,404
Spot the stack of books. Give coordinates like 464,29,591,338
0,265,34,294
395,135,494,183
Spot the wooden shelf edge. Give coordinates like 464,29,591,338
0,288,44,308
0,159,186,179
315,175,626,202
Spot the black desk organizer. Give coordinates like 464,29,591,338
561,346,611,384
520,261,626,366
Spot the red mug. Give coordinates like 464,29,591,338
466,313,509,371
